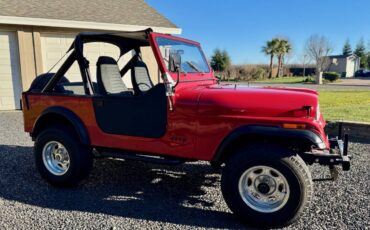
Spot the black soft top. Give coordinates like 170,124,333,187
68,29,152,58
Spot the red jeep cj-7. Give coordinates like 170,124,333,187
22,29,350,227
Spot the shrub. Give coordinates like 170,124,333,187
303,77,314,83
253,67,267,79
228,65,269,81
323,72,340,82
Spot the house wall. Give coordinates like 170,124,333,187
345,58,355,77
327,57,347,75
141,46,160,84
0,24,160,91
324,56,360,77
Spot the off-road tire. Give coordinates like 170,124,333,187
34,125,93,187
221,144,313,227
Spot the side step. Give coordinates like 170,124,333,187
95,148,186,166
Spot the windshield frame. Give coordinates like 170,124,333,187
150,33,211,75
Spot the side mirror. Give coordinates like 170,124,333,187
169,52,182,72
173,64,181,88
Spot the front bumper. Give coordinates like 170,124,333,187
301,132,351,171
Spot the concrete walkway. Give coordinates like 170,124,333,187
330,77,370,86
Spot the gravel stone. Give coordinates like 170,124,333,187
0,111,368,229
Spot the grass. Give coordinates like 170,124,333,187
250,77,370,122
319,91,370,122
251,76,314,84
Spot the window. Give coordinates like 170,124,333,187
156,37,210,73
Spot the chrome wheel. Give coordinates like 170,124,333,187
42,141,70,176
238,165,290,213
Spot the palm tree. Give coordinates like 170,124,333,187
276,39,292,77
262,39,279,78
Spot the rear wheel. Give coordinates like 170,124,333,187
221,144,313,227
34,125,93,187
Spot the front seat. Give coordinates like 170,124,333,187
96,56,132,96
131,56,154,95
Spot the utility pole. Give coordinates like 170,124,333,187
302,54,307,77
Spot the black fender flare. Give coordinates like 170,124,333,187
212,125,325,165
31,106,90,145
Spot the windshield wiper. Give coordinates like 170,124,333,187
186,61,202,73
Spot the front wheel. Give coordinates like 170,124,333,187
221,144,313,227
34,125,93,187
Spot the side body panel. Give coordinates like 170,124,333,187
192,85,329,160
23,92,199,159
23,81,328,162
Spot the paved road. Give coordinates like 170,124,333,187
331,77,370,86
241,82,370,91
0,112,368,229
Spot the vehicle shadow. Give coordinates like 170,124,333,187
0,144,252,229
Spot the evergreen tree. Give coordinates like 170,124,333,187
354,38,368,69
210,48,231,72
342,39,352,56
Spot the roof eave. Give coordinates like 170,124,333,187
0,16,182,34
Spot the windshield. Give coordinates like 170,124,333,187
156,37,210,73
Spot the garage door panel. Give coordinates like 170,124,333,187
0,80,13,89
0,98,18,110
0,35,10,42
0,88,15,96
42,33,125,84
46,52,64,59
85,51,101,59
0,48,11,53
43,35,68,45
85,45,101,52
0,31,22,110
0,52,12,60
0,66,12,74
0,57,12,64
44,39,62,45
1,97,16,105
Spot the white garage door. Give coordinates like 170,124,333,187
41,33,133,88
0,31,22,110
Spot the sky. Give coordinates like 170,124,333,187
146,0,370,65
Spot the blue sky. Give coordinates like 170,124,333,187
146,0,370,64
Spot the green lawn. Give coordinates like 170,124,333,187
249,77,369,122
252,76,314,84
319,91,370,122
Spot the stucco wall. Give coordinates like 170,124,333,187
346,58,355,77
325,56,359,77
327,57,347,75
141,46,160,84
0,24,160,91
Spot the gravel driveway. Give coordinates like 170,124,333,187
0,112,369,229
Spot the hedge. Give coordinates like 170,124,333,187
323,72,340,82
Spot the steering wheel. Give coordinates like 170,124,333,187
137,82,151,91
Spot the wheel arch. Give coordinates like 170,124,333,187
211,125,325,167
31,106,90,145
